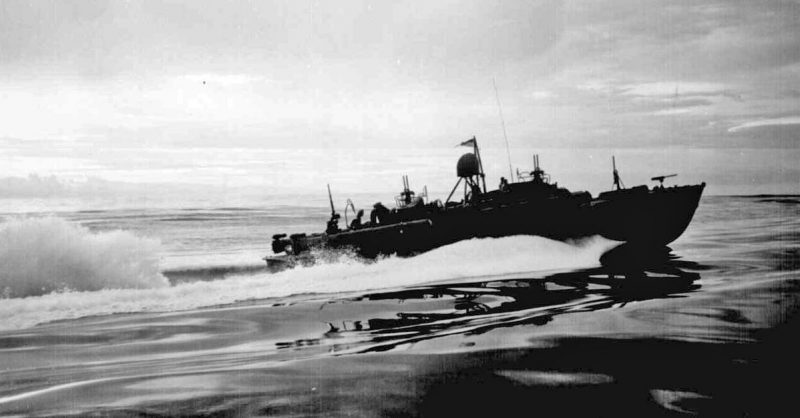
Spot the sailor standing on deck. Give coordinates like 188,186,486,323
370,202,389,225
350,209,364,229
499,176,509,191
468,183,481,203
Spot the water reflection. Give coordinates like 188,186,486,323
276,244,703,352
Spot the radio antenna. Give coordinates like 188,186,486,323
493,78,514,180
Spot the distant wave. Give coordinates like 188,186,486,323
0,217,168,298
70,209,327,224
157,216,233,222
758,198,800,204
745,194,800,198
0,235,618,330
211,207,261,212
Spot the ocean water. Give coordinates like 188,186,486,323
0,195,798,416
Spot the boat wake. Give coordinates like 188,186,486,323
0,217,167,299
0,218,619,331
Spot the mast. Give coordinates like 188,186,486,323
472,137,487,193
493,78,514,180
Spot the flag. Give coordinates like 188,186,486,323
458,137,476,147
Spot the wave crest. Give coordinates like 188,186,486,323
0,217,167,298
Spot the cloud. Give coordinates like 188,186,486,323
529,90,554,100
0,0,798,193
0,175,113,198
728,116,800,133
178,74,272,86
622,82,727,97
0,173,261,204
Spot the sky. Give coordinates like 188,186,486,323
0,0,799,204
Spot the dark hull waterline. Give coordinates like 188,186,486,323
268,184,705,266
267,140,706,265
334,184,702,252
593,184,706,245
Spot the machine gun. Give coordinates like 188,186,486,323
326,184,340,233
651,174,677,187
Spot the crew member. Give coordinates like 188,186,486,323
370,202,390,225
350,209,364,229
468,183,481,203
499,176,509,191
326,213,340,234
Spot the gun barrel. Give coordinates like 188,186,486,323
327,184,336,215
651,174,678,181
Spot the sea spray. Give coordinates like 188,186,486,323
0,235,618,331
0,217,168,298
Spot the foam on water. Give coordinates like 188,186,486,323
0,217,168,298
0,221,618,330
2,235,618,331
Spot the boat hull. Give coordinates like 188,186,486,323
279,183,702,259
590,183,706,246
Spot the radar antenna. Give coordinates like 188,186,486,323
446,137,486,204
